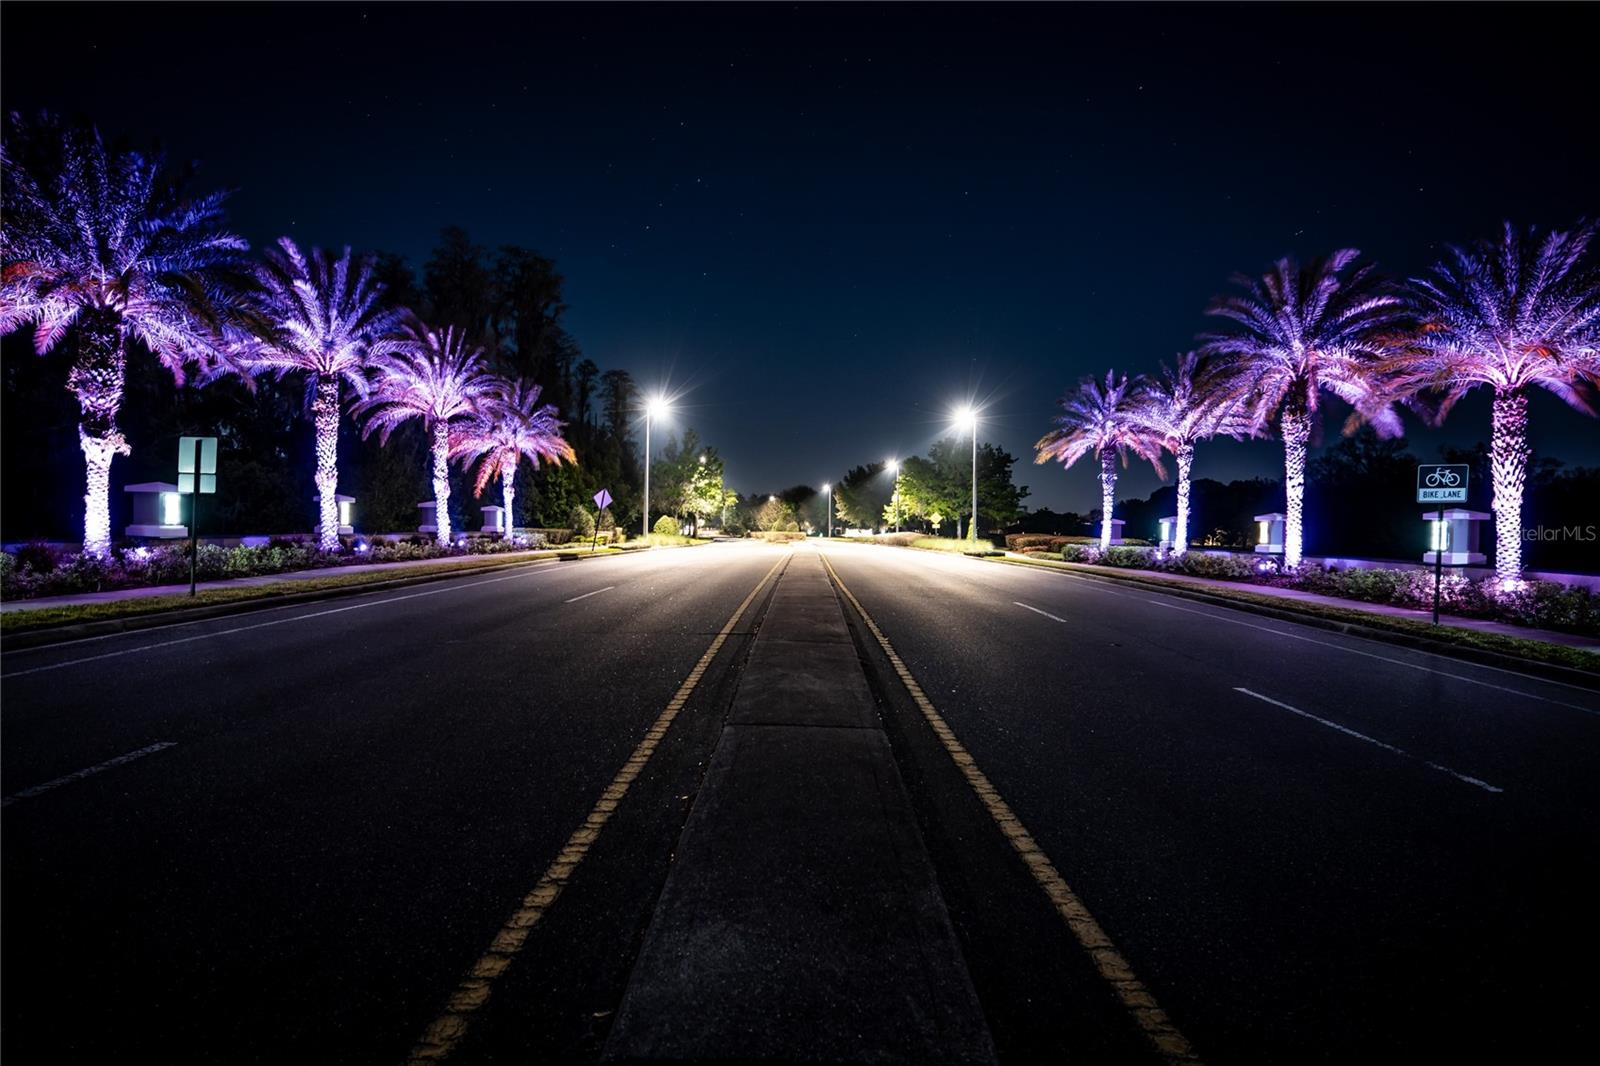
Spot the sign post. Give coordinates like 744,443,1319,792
592,488,613,552
178,436,219,596
1417,464,1469,625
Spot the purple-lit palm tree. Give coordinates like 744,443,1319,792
1402,222,1600,584
1132,351,1253,556
1201,250,1410,568
449,378,575,535
356,317,497,545
236,239,402,551
1036,370,1166,550
0,114,250,558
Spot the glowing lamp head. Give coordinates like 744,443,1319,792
953,405,977,431
645,395,669,420
822,482,831,493
699,454,707,464
887,459,899,473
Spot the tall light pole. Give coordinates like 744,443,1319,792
643,395,668,538
954,406,978,541
886,459,900,533
823,482,832,538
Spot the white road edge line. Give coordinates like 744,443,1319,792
2,568,553,680
1013,601,1068,624
1233,687,1503,795
0,559,566,658
1151,600,1599,715
564,586,615,603
2,741,178,808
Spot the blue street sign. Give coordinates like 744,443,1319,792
1416,463,1469,504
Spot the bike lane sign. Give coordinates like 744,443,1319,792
1417,463,1469,503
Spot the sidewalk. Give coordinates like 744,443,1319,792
1005,553,1600,651
604,548,996,1063
0,550,562,613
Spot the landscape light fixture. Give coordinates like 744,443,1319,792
643,395,670,537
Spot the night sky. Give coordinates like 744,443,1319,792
5,2,1597,512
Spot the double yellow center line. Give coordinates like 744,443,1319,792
819,550,1202,1065
406,553,788,1064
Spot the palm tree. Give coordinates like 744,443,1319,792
0,113,250,558
1201,249,1410,568
235,239,402,551
1132,352,1253,556
1402,222,1600,584
1036,371,1166,550
356,316,497,545
449,378,575,535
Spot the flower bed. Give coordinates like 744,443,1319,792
0,535,545,600
1049,545,1599,636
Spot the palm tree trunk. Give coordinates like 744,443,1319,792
1174,442,1194,556
1281,409,1311,568
312,376,341,552
1098,446,1117,551
501,467,516,540
67,310,129,560
1490,387,1529,584
431,422,453,546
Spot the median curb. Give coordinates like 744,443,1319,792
984,555,1600,690
0,552,604,652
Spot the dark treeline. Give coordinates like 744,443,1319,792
0,226,646,540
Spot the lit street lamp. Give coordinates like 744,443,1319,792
823,482,832,538
953,406,978,541
644,395,669,537
886,459,900,533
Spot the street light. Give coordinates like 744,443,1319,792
823,482,832,538
953,406,978,541
643,395,669,537
886,459,900,533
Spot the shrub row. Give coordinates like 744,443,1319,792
1049,545,1599,635
0,535,545,599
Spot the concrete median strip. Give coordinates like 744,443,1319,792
603,548,997,1064
404,553,788,1065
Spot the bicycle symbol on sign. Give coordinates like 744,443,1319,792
1424,469,1461,488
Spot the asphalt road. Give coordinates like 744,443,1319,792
816,540,1600,1063
4,538,1598,1063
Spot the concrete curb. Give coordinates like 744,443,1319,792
985,555,1600,691
0,553,602,652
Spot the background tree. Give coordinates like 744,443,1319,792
235,239,400,550
357,317,497,544
1036,371,1165,550
1202,249,1411,567
832,463,889,529
0,113,251,557
449,378,574,536
1402,222,1600,583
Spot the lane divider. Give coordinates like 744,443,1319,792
1234,688,1503,794
1013,601,1068,624
564,586,616,604
820,550,1202,1065
405,553,789,1064
2,741,177,808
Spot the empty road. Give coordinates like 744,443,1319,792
3,538,1597,1063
